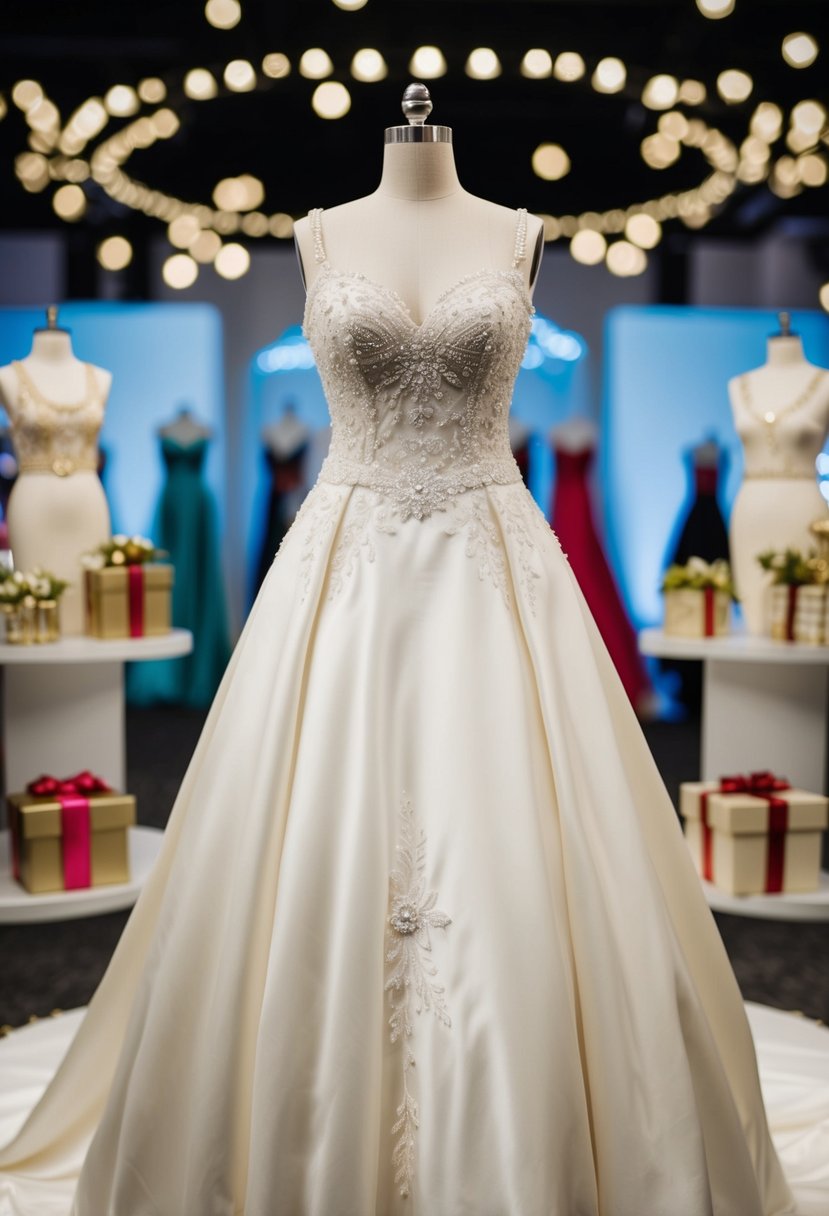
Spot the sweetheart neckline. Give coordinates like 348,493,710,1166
302,264,534,332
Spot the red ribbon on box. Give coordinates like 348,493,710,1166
703,586,715,636
22,770,112,890
127,564,144,637
699,770,791,893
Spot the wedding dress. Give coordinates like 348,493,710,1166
0,207,797,1216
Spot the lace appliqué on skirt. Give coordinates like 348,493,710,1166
384,791,452,1199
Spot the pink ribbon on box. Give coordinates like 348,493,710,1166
127,564,144,637
25,771,112,890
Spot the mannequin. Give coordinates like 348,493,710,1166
260,402,310,460
294,85,544,312
0,308,112,635
158,404,213,446
728,313,829,634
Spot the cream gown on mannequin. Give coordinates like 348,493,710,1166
0,205,796,1216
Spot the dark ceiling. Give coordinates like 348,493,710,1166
1,0,828,273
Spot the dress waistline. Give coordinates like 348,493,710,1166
18,455,98,477
316,451,524,520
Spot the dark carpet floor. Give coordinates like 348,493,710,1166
1,705,827,1031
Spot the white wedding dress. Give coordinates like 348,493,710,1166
0,207,798,1215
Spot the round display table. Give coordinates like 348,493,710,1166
639,627,829,793
640,626,829,921
0,630,191,922
0,824,164,923
0,629,192,796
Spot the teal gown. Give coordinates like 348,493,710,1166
127,435,230,708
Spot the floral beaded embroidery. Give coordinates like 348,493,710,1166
385,792,452,1199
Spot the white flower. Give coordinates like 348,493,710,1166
112,534,128,546
687,556,712,577
80,553,105,571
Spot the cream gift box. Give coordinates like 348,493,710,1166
680,777,828,896
664,588,730,638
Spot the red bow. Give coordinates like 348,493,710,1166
718,770,791,797
27,770,111,798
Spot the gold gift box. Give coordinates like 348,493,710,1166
7,790,136,894
680,780,828,896
85,563,173,638
664,588,730,638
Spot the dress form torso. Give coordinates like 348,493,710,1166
727,336,829,634
0,331,112,634
293,141,544,321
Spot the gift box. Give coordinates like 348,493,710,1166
85,563,173,638
664,587,730,638
7,772,136,894
680,773,828,896
769,583,827,644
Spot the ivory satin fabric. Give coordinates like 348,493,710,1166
0,478,803,1214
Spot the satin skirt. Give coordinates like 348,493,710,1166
0,479,795,1215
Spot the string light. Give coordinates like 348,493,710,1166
299,49,333,79
409,46,446,79
791,100,826,138
751,102,783,142
97,235,133,270
625,213,662,248
332,0,368,8
168,214,202,248
205,0,241,30
262,53,291,79
52,183,86,220
184,69,218,100
466,48,501,80
642,75,679,110
820,283,829,312
553,52,585,82
104,85,140,117
696,0,735,18
782,33,818,69
350,49,387,82
214,242,250,279
12,80,43,111
163,253,198,289
190,229,222,262
606,240,647,276
532,143,570,180
520,50,552,80
224,60,256,92
311,81,351,119
797,153,827,187
592,58,626,94
138,78,166,103
678,80,707,105
570,230,606,265
717,69,753,104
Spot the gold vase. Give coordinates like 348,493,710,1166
3,595,38,645
35,598,60,643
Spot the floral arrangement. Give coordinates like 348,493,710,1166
81,534,166,570
0,567,69,602
757,547,829,587
661,556,735,598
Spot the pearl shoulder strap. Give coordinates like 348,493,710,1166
308,207,327,264
512,207,528,268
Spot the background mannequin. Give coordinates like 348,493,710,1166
728,316,829,633
252,403,311,597
293,101,544,309
0,309,112,634
158,403,213,446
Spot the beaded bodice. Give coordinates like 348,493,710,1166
7,360,105,477
301,206,536,519
733,367,829,480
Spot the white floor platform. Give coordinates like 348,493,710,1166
0,1002,825,1214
